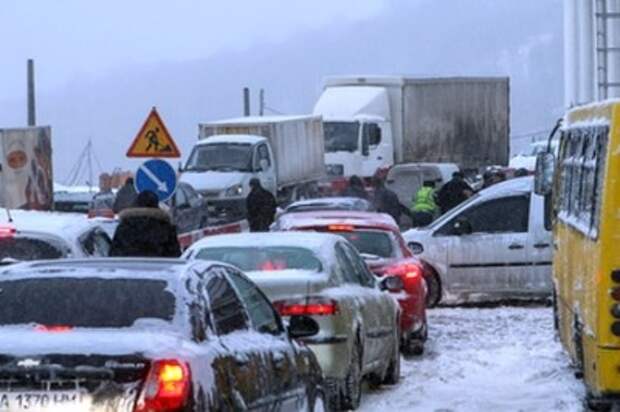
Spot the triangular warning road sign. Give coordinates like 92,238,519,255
127,107,181,158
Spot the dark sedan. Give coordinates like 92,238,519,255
0,259,326,411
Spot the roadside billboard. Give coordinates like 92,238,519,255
0,127,53,210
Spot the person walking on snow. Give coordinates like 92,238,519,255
342,175,368,199
411,180,438,227
246,178,277,232
113,177,137,214
110,190,181,257
372,174,412,225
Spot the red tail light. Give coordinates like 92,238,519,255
35,325,73,333
273,297,338,316
0,226,16,238
328,224,354,232
135,359,191,412
384,262,423,291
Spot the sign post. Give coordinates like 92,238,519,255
134,159,177,202
128,108,181,201
127,107,181,158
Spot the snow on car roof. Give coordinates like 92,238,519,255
197,134,265,145
0,258,209,281
285,197,372,211
276,210,399,232
1,210,99,240
185,231,342,257
205,115,319,125
477,176,533,199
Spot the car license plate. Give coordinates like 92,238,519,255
0,391,87,411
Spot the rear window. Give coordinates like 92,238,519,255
196,246,322,272
330,230,395,258
0,278,175,328
0,237,66,262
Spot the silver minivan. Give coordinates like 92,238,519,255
403,177,552,305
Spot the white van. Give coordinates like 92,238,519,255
403,177,552,305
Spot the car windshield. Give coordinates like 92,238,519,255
0,278,176,328
0,237,66,263
185,143,253,172
324,121,360,153
196,246,322,272
330,230,395,258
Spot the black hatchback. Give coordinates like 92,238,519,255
0,259,326,411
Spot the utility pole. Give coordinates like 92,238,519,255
27,59,36,126
259,89,265,116
243,87,251,117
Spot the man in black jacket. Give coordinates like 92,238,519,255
246,178,277,232
437,172,473,214
110,190,181,257
372,175,412,225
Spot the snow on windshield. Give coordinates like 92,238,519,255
185,142,253,172
0,278,176,328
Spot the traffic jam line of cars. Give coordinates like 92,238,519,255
0,176,553,411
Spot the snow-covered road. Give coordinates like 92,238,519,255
360,306,585,412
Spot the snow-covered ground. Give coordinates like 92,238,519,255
361,306,584,412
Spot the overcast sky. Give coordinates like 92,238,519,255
0,1,561,181
0,0,387,99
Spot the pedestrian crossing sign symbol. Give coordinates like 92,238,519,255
126,107,181,158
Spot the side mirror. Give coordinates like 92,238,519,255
379,276,404,293
288,316,319,339
453,217,473,236
534,152,555,196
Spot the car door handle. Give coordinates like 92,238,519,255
377,156,383,160
508,244,524,250
533,243,550,249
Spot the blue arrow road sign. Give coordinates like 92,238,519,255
135,159,177,202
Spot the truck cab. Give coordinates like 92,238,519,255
314,85,395,178
179,134,277,220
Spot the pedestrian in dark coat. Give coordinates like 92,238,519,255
110,190,181,257
113,177,137,214
437,172,473,214
246,178,277,232
372,175,412,225
342,175,368,199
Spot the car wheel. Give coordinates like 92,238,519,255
310,387,327,412
585,395,613,412
403,321,427,357
341,341,362,410
425,272,441,308
382,327,401,385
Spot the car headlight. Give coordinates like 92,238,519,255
408,242,424,255
225,184,243,197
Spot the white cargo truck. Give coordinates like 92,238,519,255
180,115,325,219
313,76,510,179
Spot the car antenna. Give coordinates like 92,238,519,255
5,207,13,223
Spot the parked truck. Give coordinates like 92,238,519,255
179,115,325,220
313,76,510,179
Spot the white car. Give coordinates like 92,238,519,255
183,231,403,410
403,177,552,305
0,210,112,264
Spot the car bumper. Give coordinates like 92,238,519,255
301,335,350,380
